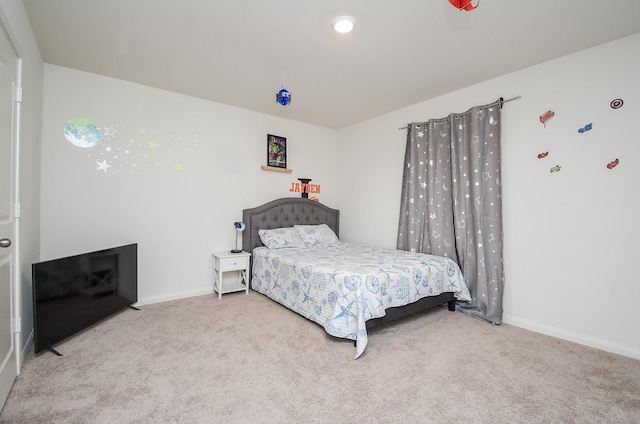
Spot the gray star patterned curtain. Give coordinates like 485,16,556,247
397,100,504,324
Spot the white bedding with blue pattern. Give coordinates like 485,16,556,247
251,242,471,358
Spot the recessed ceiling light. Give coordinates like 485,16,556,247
332,15,356,34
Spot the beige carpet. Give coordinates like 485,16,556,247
1,293,639,423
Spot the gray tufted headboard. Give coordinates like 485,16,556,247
242,197,340,254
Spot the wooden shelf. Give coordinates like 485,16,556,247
261,165,293,173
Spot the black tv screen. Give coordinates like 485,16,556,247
32,243,137,354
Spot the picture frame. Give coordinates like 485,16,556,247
267,134,287,168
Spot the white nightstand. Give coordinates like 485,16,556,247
211,251,251,299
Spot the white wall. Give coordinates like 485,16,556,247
40,65,337,305
0,0,43,361
337,33,640,359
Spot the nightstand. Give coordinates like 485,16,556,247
211,251,251,299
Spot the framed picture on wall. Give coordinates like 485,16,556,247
267,134,287,168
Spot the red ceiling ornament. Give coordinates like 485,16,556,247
449,0,479,11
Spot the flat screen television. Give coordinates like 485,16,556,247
32,243,137,355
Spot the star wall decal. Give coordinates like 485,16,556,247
68,119,203,176
96,160,111,172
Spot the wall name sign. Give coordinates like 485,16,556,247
289,181,320,195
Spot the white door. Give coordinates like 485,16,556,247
0,21,19,408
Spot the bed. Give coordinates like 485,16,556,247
242,197,470,358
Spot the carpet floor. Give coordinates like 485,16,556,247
1,292,639,423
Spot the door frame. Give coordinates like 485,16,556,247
0,6,23,406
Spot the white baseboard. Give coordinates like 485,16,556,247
135,287,214,307
19,330,34,374
502,314,640,361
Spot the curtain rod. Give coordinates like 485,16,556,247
398,95,521,130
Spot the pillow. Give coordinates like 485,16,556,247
294,224,339,247
258,227,306,249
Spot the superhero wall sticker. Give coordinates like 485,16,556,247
537,98,623,173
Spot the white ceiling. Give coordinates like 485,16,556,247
22,0,640,129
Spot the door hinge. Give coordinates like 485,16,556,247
12,317,21,334
14,202,20,218
14,86,22,103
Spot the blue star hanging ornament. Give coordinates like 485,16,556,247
276,67,292,107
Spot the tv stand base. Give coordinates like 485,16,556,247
48,347,63,356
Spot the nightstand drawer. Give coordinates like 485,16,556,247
218,255,249,272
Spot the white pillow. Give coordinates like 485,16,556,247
294,224,339,247
258,227,306,249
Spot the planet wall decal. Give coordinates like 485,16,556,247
63,117,102,148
